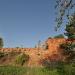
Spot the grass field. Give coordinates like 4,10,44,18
0,64,75,75
0,66,58,75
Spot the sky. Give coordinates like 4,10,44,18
0,0,65,48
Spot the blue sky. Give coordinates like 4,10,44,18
0,0,65,48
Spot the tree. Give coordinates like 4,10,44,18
0,37,4,48
65,13,75,39
60,42,75,62
54,34,64,38
59,14,75,62
55,0,75,30
55,0,75,63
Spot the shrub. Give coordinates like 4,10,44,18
41,58,60,70
56,62,66,75
15,53,29,66
0,52,5,58
60,42,75,62
54,34,64,38
56,62,75,75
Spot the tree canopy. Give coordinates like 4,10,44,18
55,0,75,30
65,13,75,39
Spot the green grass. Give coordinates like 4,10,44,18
0,64,75,75
0,66,58,75
25,67,58,75
0,66,27,75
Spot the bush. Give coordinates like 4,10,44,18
15,53,29,66
56,62,66,75
41,58,60,70
0,52,5,58
60,42,75,62
56,62,75,75
54,34,64,38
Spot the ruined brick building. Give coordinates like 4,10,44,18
0,38,70,66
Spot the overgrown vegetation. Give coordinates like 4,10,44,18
15,53,29,66
0,66,58,75
0,52,5,58
41,58,59,70
0,66,27,75
0,63,75,75
59,13,75,63
60,42,75,62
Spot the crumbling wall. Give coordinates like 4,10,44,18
46,38,66,55
0,38,68,66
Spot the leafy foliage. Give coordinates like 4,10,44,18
65,14,75,39
58,13,75,62
54,34,64,38
60,42,75,62
55,0,75,30
15,53,29,66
